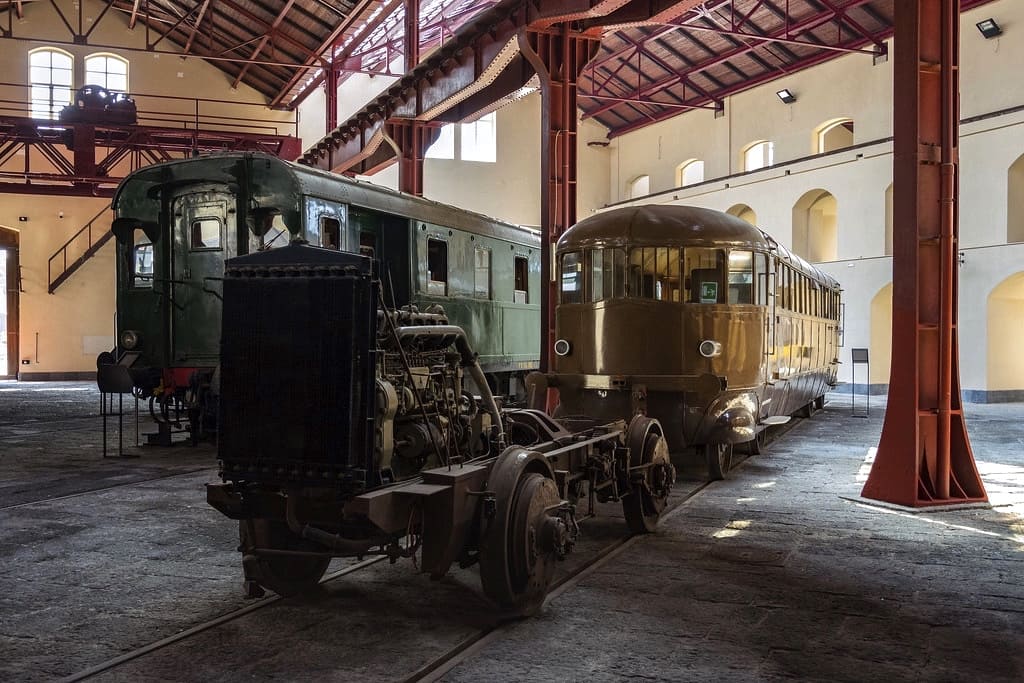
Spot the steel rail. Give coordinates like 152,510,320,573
0,467,213,512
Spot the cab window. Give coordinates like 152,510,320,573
131,234,153,288
627,247,680,301
728,250,753,304
190,217,221,250
261,214,289,250
427,239,448,295
559,252,583,304
359,231,375,258
320,216,340,249
683,248,725,303
589,248,626,302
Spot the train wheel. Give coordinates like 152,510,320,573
706,442,733,481
814,395,826,410
622,416,675,535
239,520,331,597
799,401,816,418
479,448,565,617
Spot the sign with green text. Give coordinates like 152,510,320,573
700,281,718,304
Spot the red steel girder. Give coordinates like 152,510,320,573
862,0,986,507
0,115,301,197
519,26,600,373
581,0,884,124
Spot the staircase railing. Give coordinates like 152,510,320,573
47,206,113,294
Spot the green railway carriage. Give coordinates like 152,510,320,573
105,152,541,443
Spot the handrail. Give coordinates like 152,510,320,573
47,206,112,294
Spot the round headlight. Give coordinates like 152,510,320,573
699,339,722,358
554,339,572,357
120,329,141,350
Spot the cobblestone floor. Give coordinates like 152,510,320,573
1,382,1023,681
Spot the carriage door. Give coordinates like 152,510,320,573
170,190,235,364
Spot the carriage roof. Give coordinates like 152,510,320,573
558,204,839,290
110,152,539,246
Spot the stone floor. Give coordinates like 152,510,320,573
1,381,1023,682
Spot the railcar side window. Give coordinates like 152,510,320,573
589,248,626,301
755,253,769,306
514,256,529,304
627,247,680,301
190,218,221,250
683,248,726,304
320,216,340,249
131,236,153,288
559,252,583,304
728,250,754,304
427,239,448,296
474,248,491,299
260,214,289,250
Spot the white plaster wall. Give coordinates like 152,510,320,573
604,0,1024,397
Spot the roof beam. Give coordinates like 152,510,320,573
232,0,297,88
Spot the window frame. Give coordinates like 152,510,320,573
28,47,73,120
84,52,129,93
474,247,492,300
514,255,530,304
189,217,223,251
426,238,449,296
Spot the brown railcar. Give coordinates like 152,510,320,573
540,205,842,479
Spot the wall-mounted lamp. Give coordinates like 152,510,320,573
976,18,1002,39
586,140,610,148
776,88,796,104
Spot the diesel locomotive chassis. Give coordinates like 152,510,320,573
205,243,674,615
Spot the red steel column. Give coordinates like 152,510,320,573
387,120,435,196
520,25,599,372
862,0,987,507
325,64,338,133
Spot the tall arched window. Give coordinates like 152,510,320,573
85,53,129,92
29,48,73,119
629,175,650,199
676,159,705,187
742,141,774,172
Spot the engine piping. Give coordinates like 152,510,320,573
393,324,506,449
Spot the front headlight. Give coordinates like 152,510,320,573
699,339,722,358
120,329,141,350
554,339,572,356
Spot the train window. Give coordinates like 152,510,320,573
190,218,221,250
427,239,448,295
589,248,626,301
131,236,153,288
559,252,582,304
359,231,376,258
682,248,725,304
727,251,754,304
627,247,680,301
320,216,340,249
754,253,769,306
474,248,491,299
514,256,529,304
260,214,289,250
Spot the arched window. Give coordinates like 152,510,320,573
742,141,774,172
85,53,129,92
815,118,854,153
792,189,838,262
726,204,757,226
629,175,650,199
29,48,73,119
676,159,705,187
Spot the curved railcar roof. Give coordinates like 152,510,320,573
112,152,539,246
559,204,839,290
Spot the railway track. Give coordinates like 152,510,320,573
52,419,804,682
0,467,213,512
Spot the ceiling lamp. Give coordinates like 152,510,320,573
776,88,796,105
976,18,1002,39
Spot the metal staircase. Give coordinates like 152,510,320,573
47,207,113,294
